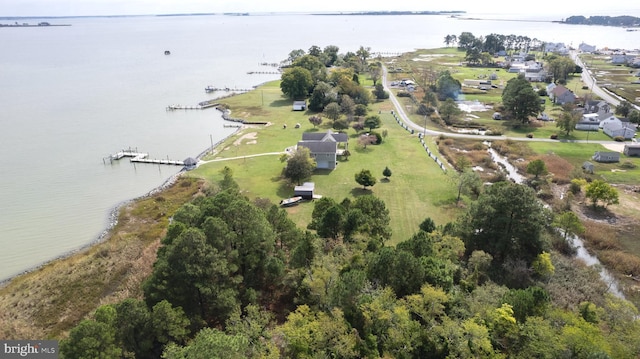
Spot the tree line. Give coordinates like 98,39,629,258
59,168,640,358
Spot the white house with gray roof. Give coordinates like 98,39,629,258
297,130,348,170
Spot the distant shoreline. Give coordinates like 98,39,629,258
0,23,70,27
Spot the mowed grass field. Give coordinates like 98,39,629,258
190,81,462,244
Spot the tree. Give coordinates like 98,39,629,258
339,94,355,117
436,70,461,100
553,211,585,240
419,217,436,233
356,45,371,69
615,100,633,118
355,169,376,189
438,98,462,125
457,182,549,268
372,83,389,99
280,67,313,99
364,115,381,131
369,62,382,85
526,159,548,179
556,110,580,136
382,166,392,180
323,102,342,122
293,54,327,83
284,146,316,185
548,56,576,81
60,319,122,359
502,75,543,123
287,49,305,64
452,169,482,203
357,134,377,149
322,45,340,66
308,81,336,112
308,115,322,128
585,180,619,208
628,110,640,125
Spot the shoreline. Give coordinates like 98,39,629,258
0,124,244,289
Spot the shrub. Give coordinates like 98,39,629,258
397,91,412,97
550,134,558,139
369,131,383,144
619,161,637,169
614,136,624,142
526,133,534,138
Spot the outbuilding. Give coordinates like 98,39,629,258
294,182,315,199
292,100,307,111
592,151,620,163
624,144,640,157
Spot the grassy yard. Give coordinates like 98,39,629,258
189,82,462,244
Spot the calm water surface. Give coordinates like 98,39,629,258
0,13,638,281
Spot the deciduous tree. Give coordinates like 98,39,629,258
355,169,376,189
284,146,316,185
280,67,313,99
502,75,543,123
585,180,619,208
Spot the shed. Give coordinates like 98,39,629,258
582,161,594,174
624,144,640,157
592,151,620,163
293,100,307,111
294,182,315,199
183,157,198,169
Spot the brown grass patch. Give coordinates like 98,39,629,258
0,177,202,339
599,251,640,276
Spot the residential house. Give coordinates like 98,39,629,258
545,42,569,55
603,119,636,139
598,114,620,129
292,100,307,111
584,100,612,116
624,144,640,156
592,151,620,163
610,54,636,65
549,85,577,105
579,42,597,53
575,113,600,131
297,130,348,170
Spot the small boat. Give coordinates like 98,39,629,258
164,50,171,55
279,196,303,207
205,86,215,93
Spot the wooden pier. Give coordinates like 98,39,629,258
166,101,218,111
104,149,185,166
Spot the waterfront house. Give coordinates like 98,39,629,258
579,42,597,53
592,151,620,163
624,144,640,156
297,130,348,170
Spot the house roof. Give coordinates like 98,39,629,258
301,130,348,143
297,141,337,154
294,182,315,192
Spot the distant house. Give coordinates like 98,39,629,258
545,42,569,55
610,54,634,65
603,119,636,139
294,182,315,199
297,130,348,170
549,85,576,105
575,113,600,131
579,42,596,53
624,144,640,156
592,151,620,163
292,100,307,111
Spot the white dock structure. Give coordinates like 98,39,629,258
104,149,185,166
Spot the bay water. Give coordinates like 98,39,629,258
0,13,637,282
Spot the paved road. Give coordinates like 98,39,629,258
570,51,621,107
380,63,622,146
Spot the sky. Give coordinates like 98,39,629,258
0,0,637,18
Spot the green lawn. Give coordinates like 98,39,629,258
527,141,640,183
189,81,462,244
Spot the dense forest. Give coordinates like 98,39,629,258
58,168,640,358
563,15,640,27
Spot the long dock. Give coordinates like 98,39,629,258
104,149,184,166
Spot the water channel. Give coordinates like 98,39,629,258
485,143,625,299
